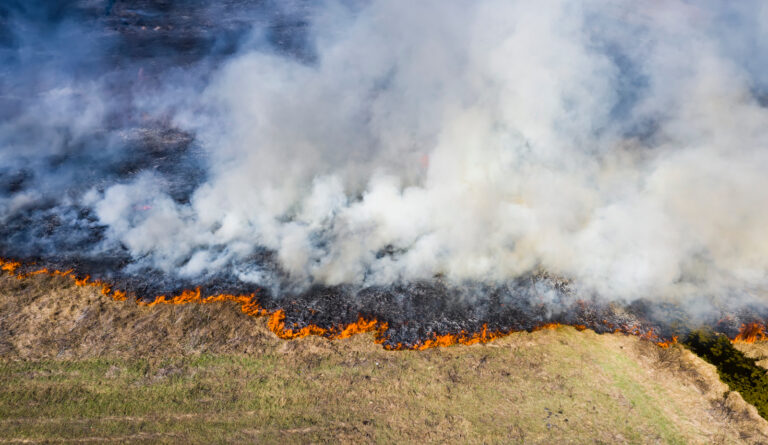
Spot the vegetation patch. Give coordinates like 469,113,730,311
684,329,768,420
2,276,768,443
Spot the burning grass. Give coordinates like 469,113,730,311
0,258,681,350
734,323,768,344
1,273,768,443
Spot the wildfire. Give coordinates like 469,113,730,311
655,336,679,349
532,322,587,332
383,323,510,351
0,257,684,350
0,259,20,274
733,323,768,344
0,258,126,301
138,286,389,342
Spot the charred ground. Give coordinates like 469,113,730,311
2,0,768,351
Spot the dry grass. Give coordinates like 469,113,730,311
1,274,767,443
734,342,768,371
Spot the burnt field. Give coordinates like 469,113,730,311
2,3,768,350
3,4,768,442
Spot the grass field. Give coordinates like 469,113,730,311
1,274,768,443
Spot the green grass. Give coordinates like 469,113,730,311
0,271,765,444
0,327,759,443
583,337,685,444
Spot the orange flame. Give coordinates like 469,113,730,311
383,323,506,351
141,288,388,342
532,322,587,332
0,259,124,301
0,259,20,274
656,336,679,348
733,323,767,344
0,258,681,350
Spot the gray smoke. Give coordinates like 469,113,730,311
3,1,768,315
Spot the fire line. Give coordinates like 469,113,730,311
0,257,698,350
733,322,768,344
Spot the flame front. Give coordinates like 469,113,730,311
733,323,768,344
0,257,691,350
141,287,388,342
0,258,126,301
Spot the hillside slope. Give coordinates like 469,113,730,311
1,274,767,444
735,342,768,371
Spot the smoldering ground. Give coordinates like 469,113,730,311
2,0,768,345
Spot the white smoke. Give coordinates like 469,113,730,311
89,0,768,304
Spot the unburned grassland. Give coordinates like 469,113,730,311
1,274,767,443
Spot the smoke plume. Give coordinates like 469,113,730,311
3,1,768,341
